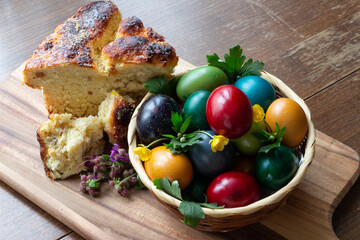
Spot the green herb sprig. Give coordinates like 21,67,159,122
162,112,202,154
207,44,264,84
153,178,224,227
252,122,286,153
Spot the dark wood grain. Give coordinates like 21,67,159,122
0,0,359,239
307,70,360,154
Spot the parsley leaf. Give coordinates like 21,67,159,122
256,122,287,153
171,112,184,133
144,76,171,95
162,134,176,139
168,77,181,97
207,44,264,84
178,201,205,227
162,112,201,153
165,132,201,154
239,59,264,77
153,178,182,200
144,76,181,98
180,117,192,134
153,178,223,228
199,202,225,209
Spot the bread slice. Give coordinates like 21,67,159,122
23,1,178,117
37,114,105,179
98,90,135,149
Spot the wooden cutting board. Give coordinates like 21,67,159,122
0,59,359,240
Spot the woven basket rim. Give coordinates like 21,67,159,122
128,67,316,218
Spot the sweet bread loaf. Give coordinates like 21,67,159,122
37,114,105,179
23,1,178,117
98,90,135,149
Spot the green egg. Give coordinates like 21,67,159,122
176,66,228,101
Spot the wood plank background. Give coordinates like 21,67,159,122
0,0,359,239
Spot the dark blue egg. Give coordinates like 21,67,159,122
234,75,276,111
136,94,180,145
187,131,236,179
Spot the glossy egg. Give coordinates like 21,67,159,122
144,146,193,190
207,171,260,208
254,145,298,190
234,75,276,111
187,131,236,179
176,66,228,101
265,98,308,148
206,85,253,139
182,90,211,132
232,120,266,156
136,94,180,145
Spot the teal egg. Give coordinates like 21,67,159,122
182,90,211,132
234,75,276,111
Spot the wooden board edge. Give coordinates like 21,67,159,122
0,161,115,240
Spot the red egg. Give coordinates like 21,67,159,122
206,171,260,208
206,85,253,139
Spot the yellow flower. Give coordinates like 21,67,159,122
133,146,151,162
252,104,265,122
111,90,120,96
209,135,229,152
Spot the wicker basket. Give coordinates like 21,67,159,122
128,68,316,232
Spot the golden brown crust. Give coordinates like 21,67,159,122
37,127,53,179
103,16,178,66
24,1,120,70
107,96,135,149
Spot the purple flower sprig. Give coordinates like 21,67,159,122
80,144,144,197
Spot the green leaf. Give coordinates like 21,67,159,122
239,59,264,77
199,202,225,209
206,53,229,75
258,142,280,153
171,112,183,133
135,174,146,189
278,126,287,142
184,132,199,139
102,155,110,161
88,179,100,189
251,132,269,142
206,44,264,84
275,123,280,137
169,77,181,97
180,117,192,133
178,201,205,227
144,76,171,95
224,44,245,81
162,134,176,139
153,178,182,200
257,122,287,153
167,134,201,152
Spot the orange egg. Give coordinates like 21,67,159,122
144,146,193,189
265,98,308,148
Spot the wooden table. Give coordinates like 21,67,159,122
0,1,359,239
